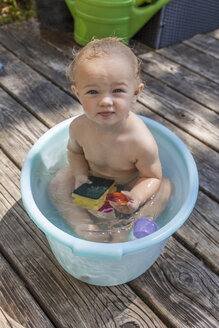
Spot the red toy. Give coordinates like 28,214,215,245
107,192,129,205
98,192,129,213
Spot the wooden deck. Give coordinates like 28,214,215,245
0,20,218,328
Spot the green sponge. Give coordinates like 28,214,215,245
72,176,116,210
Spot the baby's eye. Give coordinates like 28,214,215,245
87,90,98,94
113,89,123,93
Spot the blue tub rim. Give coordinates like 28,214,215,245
20,115,199,260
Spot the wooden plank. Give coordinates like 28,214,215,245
0,150,51,250
0,253,54,328
0,310,21,328
129,237,219,328
0,19,145,59
40,26,78,59
0,87,48,167
0,21,73,94
157,42,219,84
0,188,168,328
0,45,82,128
183,33,219,59
175,191,219,274
138,51,219,113
139,73,219,152
1,22,218,151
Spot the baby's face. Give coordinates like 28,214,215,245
72,55,143,127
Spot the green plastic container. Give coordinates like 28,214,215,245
65,0,172,45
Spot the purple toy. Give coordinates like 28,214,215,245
133,217,158,238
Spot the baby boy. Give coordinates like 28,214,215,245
49,37,173,243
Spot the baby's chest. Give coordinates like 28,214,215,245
82,139,133,168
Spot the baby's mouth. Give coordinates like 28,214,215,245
98,111,114,117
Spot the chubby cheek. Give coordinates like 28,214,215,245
115,98,132,112
81,99,96,114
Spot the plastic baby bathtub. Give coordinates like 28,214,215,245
20,115,199,286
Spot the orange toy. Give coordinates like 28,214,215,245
107,192,129,205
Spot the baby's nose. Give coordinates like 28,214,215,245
99,95,113,106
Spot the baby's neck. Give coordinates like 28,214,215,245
93,113,131,135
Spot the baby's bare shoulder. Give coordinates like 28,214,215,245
130,114,157,150
129,115,160,170
69,115,88,134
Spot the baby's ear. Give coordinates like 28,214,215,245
137,83,144,94
71,85,80,98
132,83,144,103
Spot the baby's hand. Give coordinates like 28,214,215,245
110,191,140,214
74,175,91,190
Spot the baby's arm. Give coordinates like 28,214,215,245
128,146,162,206
112,133,162,214
67,120,90,189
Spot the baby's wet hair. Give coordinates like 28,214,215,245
67,37,142,85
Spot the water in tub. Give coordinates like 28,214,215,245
32,138,181,243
